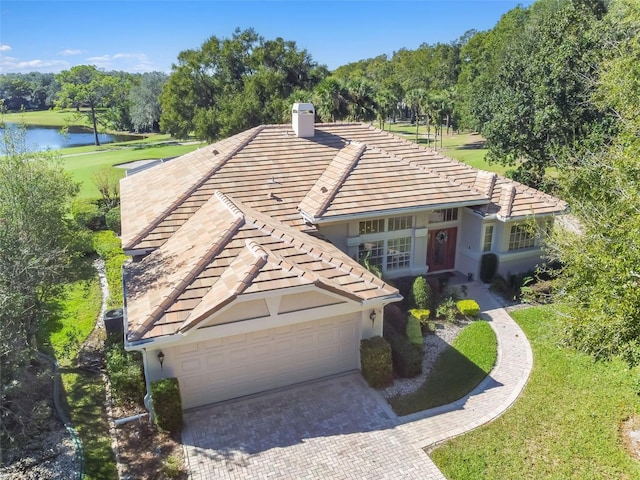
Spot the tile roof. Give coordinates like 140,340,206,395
121,122,566,252
125,191,399,342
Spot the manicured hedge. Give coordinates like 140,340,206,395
480,253,498,283
387,332,422,378
151,377,183,434
457,299,481,318
406,315,423,351
93,231,127,308
412,276,434,310
360,336,393,388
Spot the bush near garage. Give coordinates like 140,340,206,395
151,378,183,434
360,336,393,388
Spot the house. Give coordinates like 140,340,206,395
120,103,567,411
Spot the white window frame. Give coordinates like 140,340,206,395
508,224,536,251
483,224,494,252
357,215,415,275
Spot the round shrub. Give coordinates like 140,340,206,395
384,303,407,335
72,198,103,231
457,299,481,318
105,206,121,235
412,276,433,310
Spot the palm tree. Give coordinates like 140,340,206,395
313,77,347,122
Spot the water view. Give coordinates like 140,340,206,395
0,123,140,152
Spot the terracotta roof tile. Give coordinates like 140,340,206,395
125,192,400,341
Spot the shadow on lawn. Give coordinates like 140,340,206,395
389,334,501,417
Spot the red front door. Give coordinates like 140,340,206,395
427,227,457,272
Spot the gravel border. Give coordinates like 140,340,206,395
379,321,469,399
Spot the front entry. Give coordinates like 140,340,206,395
427,227,457,272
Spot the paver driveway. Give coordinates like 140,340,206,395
182,373,441,479
182,283,533,479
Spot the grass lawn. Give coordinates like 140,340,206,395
389,321,497,416
2,109,92,128
37,268,102,367
60,141,202,198
61,371,118,480
430,306,640,479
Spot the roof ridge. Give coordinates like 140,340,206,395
298,141,366,220
124,125,264,250
128,193,246,341
178,239,269,334
499,183,517,218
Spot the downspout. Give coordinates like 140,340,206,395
141,348,155,422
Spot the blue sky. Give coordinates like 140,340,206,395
0,1,533,74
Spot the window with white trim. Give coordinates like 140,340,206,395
483,225,494,252
389,215,413,231
386,237,412,271
428,208,458,223
508,224,535,251
358,240,384,267
359,219,385,235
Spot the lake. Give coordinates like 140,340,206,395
0,124,141,152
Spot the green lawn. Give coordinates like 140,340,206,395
37,270,102,367
389,321,497,416
61,141,202,198
431,306,640,479
3,109,92,128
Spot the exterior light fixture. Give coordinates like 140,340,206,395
157,351,165,370
369,310,377,326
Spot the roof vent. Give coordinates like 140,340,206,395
292,102,315,138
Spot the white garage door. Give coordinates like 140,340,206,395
173,314,361,409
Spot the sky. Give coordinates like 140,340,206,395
0,0,534,74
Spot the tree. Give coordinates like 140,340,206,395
0,124,80,384
467,0,609,189
160,28,327,142
55,65,119,145
549,0,640,365
129,71,167,132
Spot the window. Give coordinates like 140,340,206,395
386,237,412,271
359,219,385,235
483,225,494,252
508,224,535,251
388,215,413,231
359,240,384,267
428,208,458,223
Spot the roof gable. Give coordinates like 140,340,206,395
125,191,399,342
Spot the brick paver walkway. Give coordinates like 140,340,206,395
182,282,533,479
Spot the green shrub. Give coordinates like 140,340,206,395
151,378,183,434
72,198,103,231
457,299,480,318
387,332,422,378
436,298,458,323
105,207,121,235
360,336,393,388
412,276,433,310
406,315,423,351
93,231,127,308
480,253,498,283
384,303,406,335
408,308,430,323
161,455,184,479
105,341,145,406
521,279,554,304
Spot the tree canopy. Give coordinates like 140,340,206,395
160,28,328,141
548,0,640,366
0,125,81,382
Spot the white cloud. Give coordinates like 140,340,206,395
85,52,154,72
0,56,69,73
60,49,83,56
0,44,11,52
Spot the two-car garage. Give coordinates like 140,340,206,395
167,314,361,410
